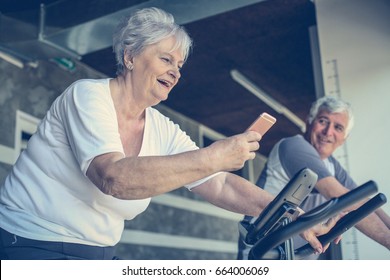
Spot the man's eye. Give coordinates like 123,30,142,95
335,125,344,132
318,119,327,124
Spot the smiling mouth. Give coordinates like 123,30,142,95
157,79,173,88
318,137,332,144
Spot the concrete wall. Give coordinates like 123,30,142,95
0,58,265,259
0,59,105,177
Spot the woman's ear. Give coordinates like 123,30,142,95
123,50,134,70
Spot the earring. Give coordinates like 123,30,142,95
126,63,133,71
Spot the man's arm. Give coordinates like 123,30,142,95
375,208,390,229
316,176,390,250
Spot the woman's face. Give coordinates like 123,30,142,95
306,109,348,159
131,36,184,105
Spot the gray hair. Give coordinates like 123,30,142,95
113,7,193,75
307,95,354,136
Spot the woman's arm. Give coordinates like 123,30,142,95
191,172,274,217
192,172,335,254
87,131,261,199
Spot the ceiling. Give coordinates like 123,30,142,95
0,0,318,156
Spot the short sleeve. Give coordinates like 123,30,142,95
279,136,332,180
330,156,358,190
58,79,124,174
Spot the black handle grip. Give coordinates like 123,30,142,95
294,193,387,259
298,180,378,222
248,180,378,260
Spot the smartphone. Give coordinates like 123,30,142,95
246,112,276,136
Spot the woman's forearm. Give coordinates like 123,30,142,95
87,132,261,200
87,149,218,199
192,172,275,217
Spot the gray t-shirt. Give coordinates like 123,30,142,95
238,134,357,259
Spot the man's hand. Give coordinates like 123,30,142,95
299,214,343,255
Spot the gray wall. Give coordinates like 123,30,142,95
0,58,264,259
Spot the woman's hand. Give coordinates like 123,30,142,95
206,131,261,172
299,214,343,255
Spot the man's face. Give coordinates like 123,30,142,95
307,109,349,159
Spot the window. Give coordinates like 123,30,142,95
14,110,40,155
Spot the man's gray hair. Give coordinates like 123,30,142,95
307,96,354,136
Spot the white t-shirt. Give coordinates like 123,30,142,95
0,78,211,246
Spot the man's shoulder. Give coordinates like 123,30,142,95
279,134,310,151
283,134,306,143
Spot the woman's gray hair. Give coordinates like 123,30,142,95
307,95,354,136
113,7,193,75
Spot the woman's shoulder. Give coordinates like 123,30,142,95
70,78,110,91
63,78,111,100
52,79,113,113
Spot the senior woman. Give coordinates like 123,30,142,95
0,7,337,260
